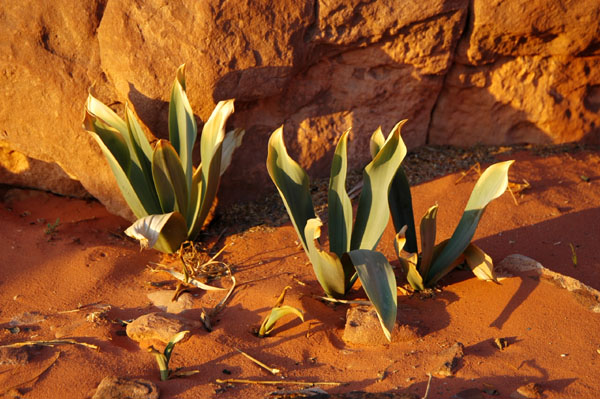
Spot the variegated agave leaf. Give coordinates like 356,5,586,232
125,212,187,253
427,161,513,286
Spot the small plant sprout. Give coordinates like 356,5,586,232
258,286,304,337
84,65,244,253
148,330,196,381
267,123,406,340
391,160,514,290
45,218,60,235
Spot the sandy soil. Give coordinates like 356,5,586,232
0,148,599,398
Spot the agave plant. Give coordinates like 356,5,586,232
83,65,244,253
391,160,514,290
267,122,408,340
258,286,304,337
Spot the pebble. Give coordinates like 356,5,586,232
147,290,195,314
126,312,197,345
92,376,159,399
510,382,542,399
431,342,464,377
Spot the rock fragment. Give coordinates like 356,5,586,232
431,342,464,377
510,383,542,399
126,312,196,345
147,290,194,314
92,376,159,399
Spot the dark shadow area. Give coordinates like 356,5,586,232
475,207,600,291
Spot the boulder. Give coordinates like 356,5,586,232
0,0,598,214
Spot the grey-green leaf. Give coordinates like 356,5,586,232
124,212,188,253
168,64,197,190
152,140,189,215
220,128,245,176
305,218,346,298
389,166,418,253
427,161,513,285
259,306,304,337
345,249,397,342
351,120,408,250
328,130,353,257
267,126,316,253
464,243,497,282
192,99,234,238
418,204,438,277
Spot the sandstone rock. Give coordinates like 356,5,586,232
342,305,419,346
431,342,464,377
147,290,195,314
457,0,600,65
510,382,542,399
1,0,599,213
126,312,196,345
0,143,88,198
430,56,600,146
498,254,600,313
0,0,132,220
92,376,159,399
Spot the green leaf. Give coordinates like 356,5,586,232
266,126,316,253
164,330,189,363
394,228,425,291
191,99,235,238
125,106,154,165
402,258,425,291
258,306,304,337
84,112,131,173
220,128,245,176
304,218,346,298
85,93,128,137
328,130,353,257
344,249,397,342
85,96,162,217
427,161,513,286
369,127,385,158
124,212,188,253
351,120,408,250
168,64,197,190
86,131,151,219
464,243,497,282
418,205,438,278
152,140,189,215
389,166,418,253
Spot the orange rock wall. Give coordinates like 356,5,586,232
0,0,598,217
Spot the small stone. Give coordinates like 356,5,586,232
493,337,509,350
342,306,419,346
432,342,464,377
510,383,542,399
92,376,159,399
126,312,196,345
147,290,194,314
0,346,34,365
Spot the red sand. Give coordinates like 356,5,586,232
1,149,599,398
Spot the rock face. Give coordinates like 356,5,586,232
430,0,600,146
1,0,598,216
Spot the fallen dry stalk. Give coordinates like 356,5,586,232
0,339,99,351
317,296,371,306
235,347,280,375
422,373,433,399
216,378,341,387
